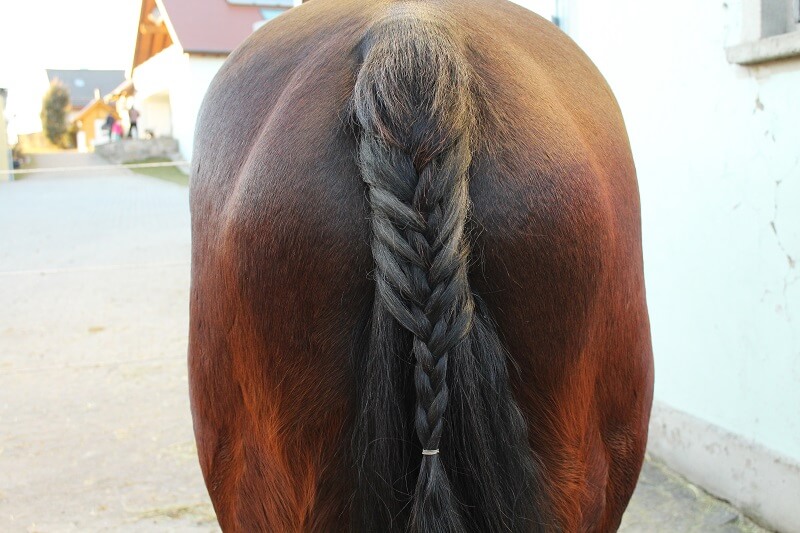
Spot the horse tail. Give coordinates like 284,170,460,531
353,9,549,533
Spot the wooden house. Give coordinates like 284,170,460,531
72,92,119,151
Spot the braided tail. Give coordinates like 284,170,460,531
353,9,548,533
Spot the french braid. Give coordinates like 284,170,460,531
352,7,550,532
355,13,474,531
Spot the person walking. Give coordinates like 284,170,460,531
103,113,115,142
127,107,140,138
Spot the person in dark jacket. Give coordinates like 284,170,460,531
127,107,140,138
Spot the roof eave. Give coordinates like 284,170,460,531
130,0,183,76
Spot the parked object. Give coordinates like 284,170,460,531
189,1,654,531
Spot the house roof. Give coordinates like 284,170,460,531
133,0,292,71
162,0,277,55
45,70,126,109
72,98,116,122
106,79,136,102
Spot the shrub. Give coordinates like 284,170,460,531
40,81,72,148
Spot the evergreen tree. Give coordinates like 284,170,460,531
40,81,71,147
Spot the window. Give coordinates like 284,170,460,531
726,0,800,65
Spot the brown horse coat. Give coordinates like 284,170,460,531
189,0,654,531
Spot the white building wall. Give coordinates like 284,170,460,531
132,46,183,144
174,55,226,162
139,92,172,139
563,0,800,529
132,46,184,102
132,48,226,161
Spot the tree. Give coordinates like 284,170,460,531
40,81,71,148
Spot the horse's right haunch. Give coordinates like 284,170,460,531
188,1,654,531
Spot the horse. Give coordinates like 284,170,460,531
188,0,654,531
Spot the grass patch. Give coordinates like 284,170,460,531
123,157,189,186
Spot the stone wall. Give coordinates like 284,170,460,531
95,137,180,164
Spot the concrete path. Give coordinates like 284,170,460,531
0,155,214,532
0,153,769,531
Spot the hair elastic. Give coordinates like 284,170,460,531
421,449,439,456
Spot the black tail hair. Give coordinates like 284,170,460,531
352,8,549,533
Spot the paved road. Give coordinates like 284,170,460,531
1,154,215,532
0,154,768,531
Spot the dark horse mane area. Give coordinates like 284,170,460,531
188,0,654,531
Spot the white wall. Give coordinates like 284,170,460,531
133,47,226,161
564,0,800,529
132,46,183,102
172,55,226,162
132,46,183,147
139,92,172,139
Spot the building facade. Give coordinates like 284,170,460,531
561,1,800,530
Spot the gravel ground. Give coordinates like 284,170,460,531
0,153,769,532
